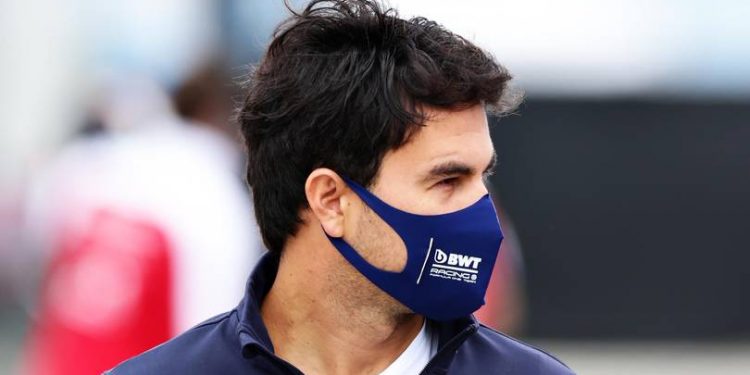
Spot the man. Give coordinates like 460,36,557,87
109,0,573,374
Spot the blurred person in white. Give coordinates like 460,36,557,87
20,63,264,375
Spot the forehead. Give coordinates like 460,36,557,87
376,105,493,180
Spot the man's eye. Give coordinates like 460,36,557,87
435,177,460,188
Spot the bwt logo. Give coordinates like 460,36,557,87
426,245,482,284
434,249,482,269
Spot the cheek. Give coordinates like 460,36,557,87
345,206,407,272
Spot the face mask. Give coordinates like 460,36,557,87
325,177,504,321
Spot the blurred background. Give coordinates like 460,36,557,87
1,0,749,374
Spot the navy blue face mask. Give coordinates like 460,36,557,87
325,177,504,321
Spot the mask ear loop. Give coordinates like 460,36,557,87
323,177,425,281
340,176,415,229
326,234,407,275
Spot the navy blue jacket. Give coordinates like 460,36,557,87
108,254,574,374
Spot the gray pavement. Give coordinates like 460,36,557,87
534,340,750,375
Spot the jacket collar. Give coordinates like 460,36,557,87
235,252,480,370
236,252,279,355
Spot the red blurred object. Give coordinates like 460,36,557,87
474,204,527,335
24,210,173,375
475,241,519,330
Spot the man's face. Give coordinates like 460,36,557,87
342,104,496,273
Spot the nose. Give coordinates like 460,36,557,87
476,177,491,198
461,176,491,208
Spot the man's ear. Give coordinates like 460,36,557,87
305,168,347,238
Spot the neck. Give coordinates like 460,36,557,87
261,229,424,375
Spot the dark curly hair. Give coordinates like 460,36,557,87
238,0,520,254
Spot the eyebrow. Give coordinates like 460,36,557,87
421,152,497,183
